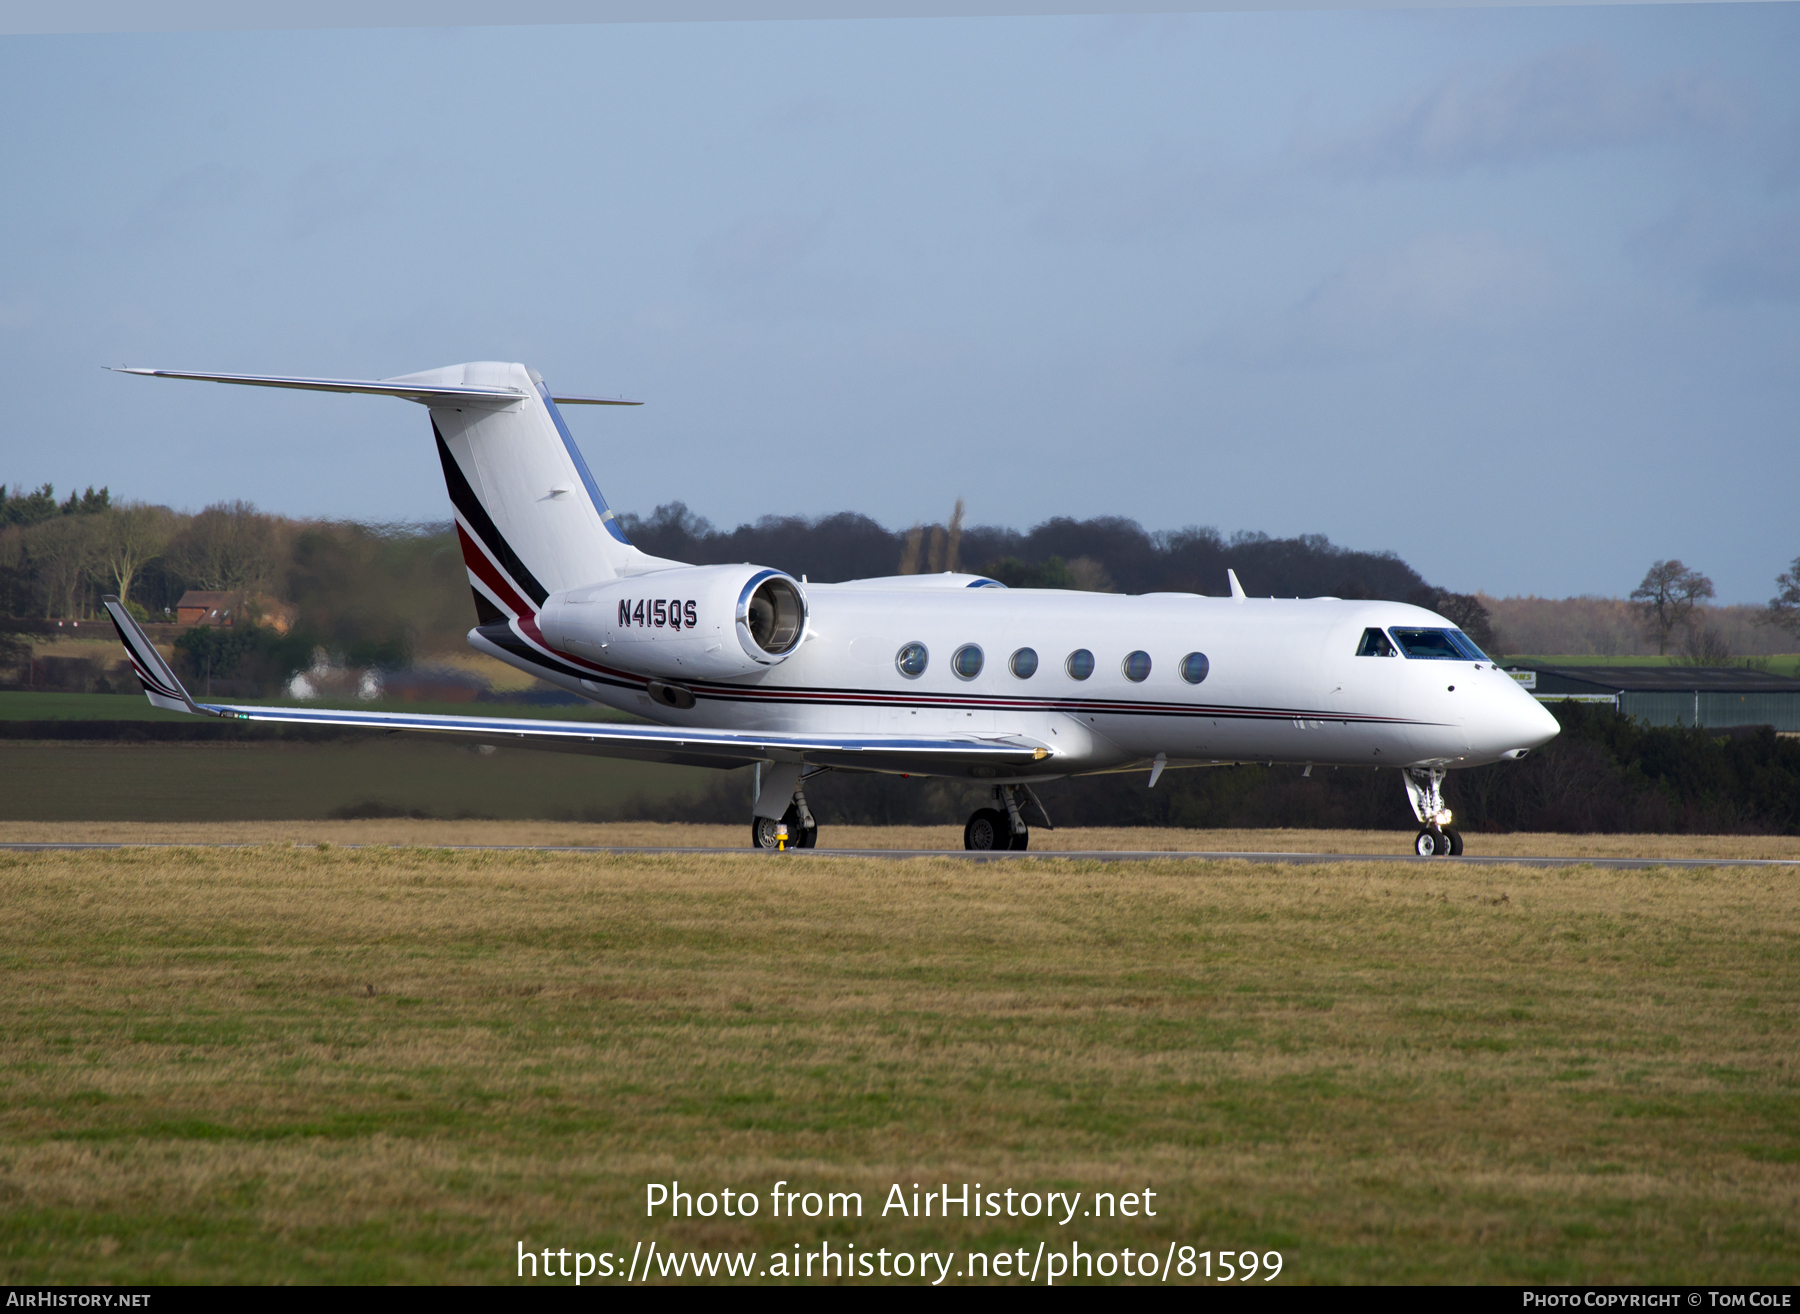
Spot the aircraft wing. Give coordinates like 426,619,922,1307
102,598,1054,774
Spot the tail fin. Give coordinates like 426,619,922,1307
383,362,685,624
103,596,201,714
110,360,679,626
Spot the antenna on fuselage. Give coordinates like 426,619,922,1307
1227,569,1246,601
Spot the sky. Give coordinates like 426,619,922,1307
0,7,1796,601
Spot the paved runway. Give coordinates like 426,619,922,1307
4,842,1796,870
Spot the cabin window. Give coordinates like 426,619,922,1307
895,642,929,678
1179,652,1210,684
1066,649,1095,681
1009,647,1038,679
951,644,984,679
1389,627,1487,660
1122,650,1152,682
1356,627,1396,657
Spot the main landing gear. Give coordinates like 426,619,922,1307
749,764,820,850
1404,766,1463,857
963,784,1048,851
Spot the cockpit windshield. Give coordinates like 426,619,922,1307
1389,628,1490,661
1355,627,1396,657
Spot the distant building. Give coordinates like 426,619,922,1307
1506,665,1800,732
174,591,296,633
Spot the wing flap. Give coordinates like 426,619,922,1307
204,700,1053,771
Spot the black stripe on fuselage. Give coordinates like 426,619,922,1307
433,422,549,608
476,623,644,691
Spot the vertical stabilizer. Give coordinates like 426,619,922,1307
385,362,678,623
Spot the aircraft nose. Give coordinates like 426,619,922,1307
1500,688,1561,757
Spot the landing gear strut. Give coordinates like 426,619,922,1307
749,764,820,850
1403,766,1463,857
963,785,1046,851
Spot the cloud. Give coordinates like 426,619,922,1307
1024,152,1280,244
1632,203,1800,303
0,291,43,332
1209,230,1558,365
284,160,391,241
130,163,254,240
1310,47,1746,179
764,96,850,132
693,213,875,318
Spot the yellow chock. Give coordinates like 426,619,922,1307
776,823,788,852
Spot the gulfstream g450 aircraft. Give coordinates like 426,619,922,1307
104,361,1558,855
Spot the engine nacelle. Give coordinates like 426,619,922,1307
537,564,808,681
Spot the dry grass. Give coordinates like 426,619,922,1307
2,819,1799,860
1,845,1794,1285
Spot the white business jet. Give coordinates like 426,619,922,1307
103,361,1558,856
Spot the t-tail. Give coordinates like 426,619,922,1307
108,361,674,627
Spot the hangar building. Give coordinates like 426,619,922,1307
1505,665,1800,732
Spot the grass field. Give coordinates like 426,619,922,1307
1,842,1794,1284
0,740,710,823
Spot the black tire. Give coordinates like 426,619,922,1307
751,804,815,850
1009,826,1030,851
751,815,784,850
1414,828,1440,858
964,808,1010,851
1445,828,1463,856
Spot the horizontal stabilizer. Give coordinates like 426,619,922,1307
107,367,641,407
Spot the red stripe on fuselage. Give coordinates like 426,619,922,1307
454,521,535,620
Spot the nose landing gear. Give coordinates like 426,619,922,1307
963,784,1047,851
1403,766,1463,857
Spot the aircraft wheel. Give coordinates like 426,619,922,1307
964,808,1010,851
751,805,816,850
1445,828,1463,856
1009,827,1030,851
1414,828,1441,857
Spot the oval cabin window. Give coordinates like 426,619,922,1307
1009,648,1038,679
1180,652,1210,684
951,644,984,679
895,642,929,679
1066,649,1095,681
1122,650,1152,682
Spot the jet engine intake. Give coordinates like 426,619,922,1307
537,563,809,682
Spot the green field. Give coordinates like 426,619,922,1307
0,845,1793,1284
0,739,716,823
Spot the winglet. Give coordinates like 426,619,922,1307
102,596,208,715
1227,569,1246,601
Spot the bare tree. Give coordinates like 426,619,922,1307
24,514,105,618
166,500,276,593
898,525,924,575
1762,556,1800,640
99,503,176,610
1630,560,1715,656
1676,620,1732,666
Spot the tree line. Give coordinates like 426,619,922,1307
6,478,1796,694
